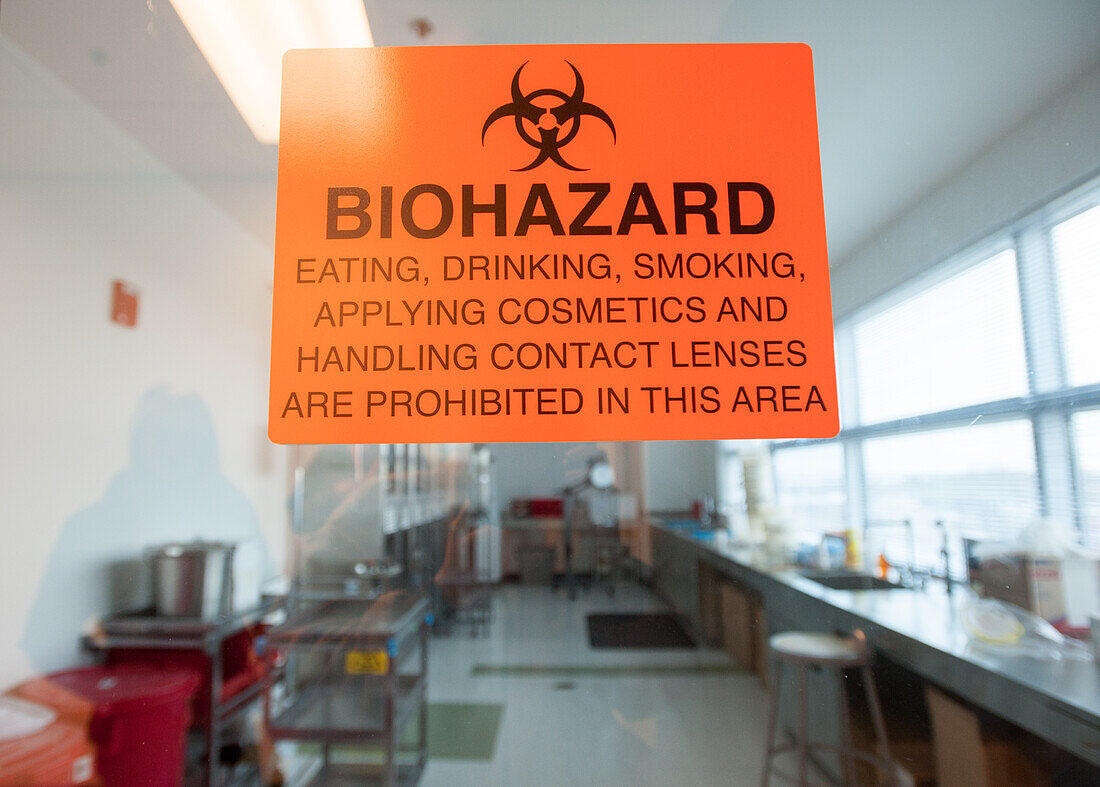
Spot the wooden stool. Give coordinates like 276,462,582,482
761,631,910,786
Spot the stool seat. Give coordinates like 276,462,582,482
762,630,908,786
769,631,868,667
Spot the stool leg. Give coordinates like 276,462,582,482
861,665,891,764
760,659,783,787
797,665,809,786
835,670,854,786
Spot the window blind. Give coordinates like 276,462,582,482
853,250,1028,424
1052,203,1100,387
772,442,847,543
1074,409,1100,549
862,419,1039,575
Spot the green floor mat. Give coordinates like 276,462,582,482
471,663,746,677
405,702,504,761
297,702,504,762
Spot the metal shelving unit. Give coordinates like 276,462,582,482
83,599,283,787
261,592,430,787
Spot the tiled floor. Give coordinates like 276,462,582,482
419,582,770,787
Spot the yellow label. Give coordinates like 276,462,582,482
345,650,389,675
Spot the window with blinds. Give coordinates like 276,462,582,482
862,419,1040,575
1052,203,1100,388
772,442,847,543
852,249,1028,425
757,177,1100,564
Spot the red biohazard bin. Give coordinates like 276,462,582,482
24,666,200,787
104,623,267,728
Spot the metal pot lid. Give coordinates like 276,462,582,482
151,540,236,557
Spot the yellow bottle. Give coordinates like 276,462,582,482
844,528,862,569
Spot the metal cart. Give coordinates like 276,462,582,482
261,591,430,786
562,482,627,599
83,599,283,787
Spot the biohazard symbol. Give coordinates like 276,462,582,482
482,61,616,172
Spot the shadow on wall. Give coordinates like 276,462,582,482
21,386,271,672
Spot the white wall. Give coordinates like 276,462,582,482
0,41,286,683
492,443,600,503
830,62,1100,319
491,441,642,507
643,441,718,512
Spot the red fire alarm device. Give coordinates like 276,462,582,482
110,279,139,327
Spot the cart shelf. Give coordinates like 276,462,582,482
302,756,427,787
268,675,424,743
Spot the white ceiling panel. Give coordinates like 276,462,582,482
2,0,1098,259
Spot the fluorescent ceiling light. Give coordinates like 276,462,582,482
169,0,374,144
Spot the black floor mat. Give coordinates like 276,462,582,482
586,613,696,649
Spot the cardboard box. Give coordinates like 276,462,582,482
976,555,1066,624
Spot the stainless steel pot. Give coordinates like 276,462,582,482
150,541,235,619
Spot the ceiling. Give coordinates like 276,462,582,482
2,0,1098,263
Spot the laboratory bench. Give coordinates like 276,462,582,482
649,521,1100,776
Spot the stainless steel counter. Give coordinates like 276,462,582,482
650,522,1100,767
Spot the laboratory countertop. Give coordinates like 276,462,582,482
651,521,1100,766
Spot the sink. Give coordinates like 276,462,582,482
798,570,906,591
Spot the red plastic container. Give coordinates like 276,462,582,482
104,624,266,728
528,498,564,517
32,666,199,787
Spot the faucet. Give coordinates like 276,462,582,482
935,520,954,596
863,518,958,593
863,518,916,585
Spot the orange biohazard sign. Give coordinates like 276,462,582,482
269,44,839,444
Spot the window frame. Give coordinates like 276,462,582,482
765,173,1100,549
